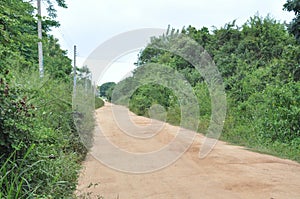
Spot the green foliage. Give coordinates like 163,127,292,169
129,83,174,116
45,0,68,19
114,14,300,162
72,66,98,149
0,0,87,198
0,70,35,157
193,83,211,132
95,97,104,109
127,81,182,126
43,35,72,81
0,0,72,81
0,145,39,199
73,83,96,150
99,82,116,101
249,82,300,143
0,70,86,198
283,0,300,42
0,0,37,68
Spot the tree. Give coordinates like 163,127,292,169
113,15,300,161
99,82,116,100
0,0,72,80
283,0,300,42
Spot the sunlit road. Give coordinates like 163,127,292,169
76,103,300,199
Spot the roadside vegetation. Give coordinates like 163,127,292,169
103,3,300,162
0,0,102,198
1,0,299,198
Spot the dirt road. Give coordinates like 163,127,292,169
76,103,300,199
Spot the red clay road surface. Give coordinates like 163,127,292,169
76,103,300,199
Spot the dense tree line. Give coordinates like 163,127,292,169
113,14,300,161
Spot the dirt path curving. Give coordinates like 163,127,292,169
76,103,300,199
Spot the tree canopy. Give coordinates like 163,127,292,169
99,82,116,101
113,14,300,162
284,0,300,42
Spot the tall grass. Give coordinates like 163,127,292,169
0,145,40,199
0,69,91,198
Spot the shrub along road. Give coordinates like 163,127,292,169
76,103,300,198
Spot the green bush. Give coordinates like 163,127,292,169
0,0,90,197
247,82,300,143
95,97,104,109
0,70,35,158
113,16,300,162
0,70,87,198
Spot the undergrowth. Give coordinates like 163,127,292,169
0,70,96,198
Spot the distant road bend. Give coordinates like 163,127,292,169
76,103,300,199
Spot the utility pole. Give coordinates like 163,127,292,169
73,45,77,97
37,0,44,78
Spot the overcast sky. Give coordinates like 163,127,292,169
50,0,294,85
